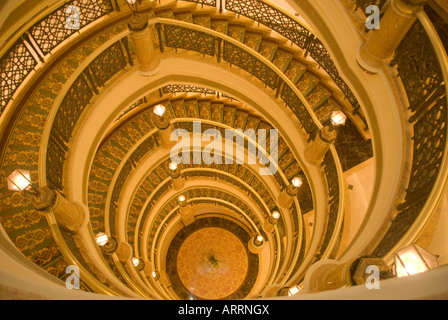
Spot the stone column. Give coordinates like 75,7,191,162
278,184,299,208
32,187,85,232
262,216,278,234
156,116,173,149
169,166,185,190
248,236,265,254
128,14,161,74
358,0,427,70
116,242,133,262
179,203,195,226
304,125,337,165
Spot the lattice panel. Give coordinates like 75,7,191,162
29,0,113,55
224,0,360,111
223,40,278,89
163,84,216,95
392,22,444,113
405,101,447,204
280,84,317,136
0,41,38,114
181,0,217,6
52,74,94,144
225,0,310,48
46,133,68,193
164,24,216,56
88,41,127,87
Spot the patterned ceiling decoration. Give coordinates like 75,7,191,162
166,217,259,300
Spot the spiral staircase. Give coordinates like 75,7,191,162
0,0,447,300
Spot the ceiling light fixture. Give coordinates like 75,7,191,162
330,110,347,128
126,0,139,16
153,104,166,117
394,243,438,278
7,169,37,195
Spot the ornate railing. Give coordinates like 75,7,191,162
176,0,361,117
373,16,448,257
47,38,131,192
351,4,448,258
0,0,114,116
156,19,344,278
222,0,361,113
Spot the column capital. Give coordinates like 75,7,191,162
319,125,338,144
128,14,149,32
31,186,56,211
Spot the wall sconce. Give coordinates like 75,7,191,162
169,161,181,178
7,169,37,195
132,257,145,271
288,285,302,296
394,243,438,278
151,271,160,281
254,235,264,246
287,176,302,196
153,104,171,131
95,232,118,254
178,194,187,207
153,104,166,117
7,169,85,231
278,176,302,208
126,0,139,16
269,211,280,225
248,234,265,254
330,110,347,128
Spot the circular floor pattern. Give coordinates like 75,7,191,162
166,217,259,300
176,227,249,300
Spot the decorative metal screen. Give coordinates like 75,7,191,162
0,41,38,114
164,24,216,56
28,0,114,55
223,40,278,89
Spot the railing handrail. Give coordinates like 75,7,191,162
382,9,448,264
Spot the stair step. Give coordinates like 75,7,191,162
222,105,237,127
184,99,200,118
198,100,212,120
284,160,301,180
243,32,263,51
284,59,307,84
174,11,194,23
211,102,225,123
296,72,319,96
228,25,246,42
278,149,295,170
244,115,261,132
155,10,175,19
193,15,212,28
233,110,249,130
307,85,331,110
170,99,187,118
258,39,278,61
272,49,294,73
210,19,229,35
